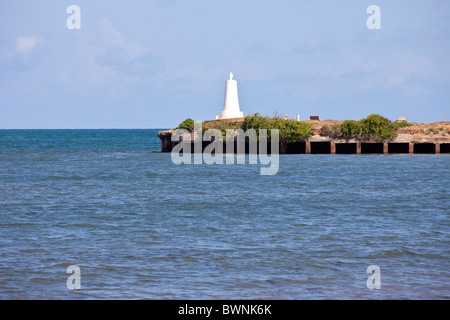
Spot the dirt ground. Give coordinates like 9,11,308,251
304,120,450,136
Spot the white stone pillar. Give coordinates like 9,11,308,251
218,73,244,119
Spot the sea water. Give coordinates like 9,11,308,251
0,129,448,299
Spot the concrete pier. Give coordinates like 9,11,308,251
305,141,311,154
158,120,450,155
158,130,450,155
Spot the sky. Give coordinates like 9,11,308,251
0,0,449,129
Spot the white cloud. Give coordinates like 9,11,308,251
60,19,149,95
299,48,440,98
294,34,337,54
98,18,148,60
15,35,43,57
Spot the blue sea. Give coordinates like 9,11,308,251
0,129,448,299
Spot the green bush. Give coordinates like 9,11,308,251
360,114,393,140
175,113,413,142
174,118,195,131
338,114,413,141
340,120,363,138
242,113,312,143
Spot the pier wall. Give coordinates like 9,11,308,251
157,130,450,155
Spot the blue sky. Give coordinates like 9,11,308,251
0,0,449,128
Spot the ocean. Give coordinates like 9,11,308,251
0,129,448,299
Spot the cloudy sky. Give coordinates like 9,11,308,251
0,0,449,128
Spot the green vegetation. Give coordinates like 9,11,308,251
203,120,243,140
174,113,413,142
174,114,312,142
319,124,341,138
428,127,446,134
340,120,363,139
392,121,413,129
428,127,447,134
242,113,312,142
338,114,412,141
174,118,196,131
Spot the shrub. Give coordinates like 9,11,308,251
174,118,195,131
320,124,341,138
242,113,312,143
338,114,413,141
360,114,393,140
340,120,363,138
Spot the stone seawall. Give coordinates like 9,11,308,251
157,121,450,154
